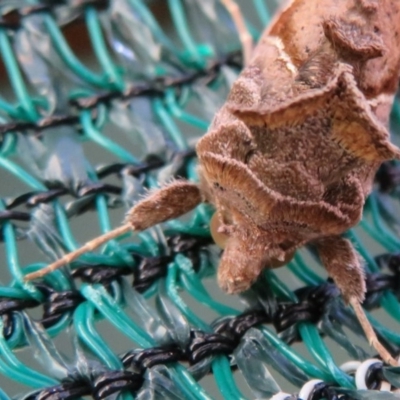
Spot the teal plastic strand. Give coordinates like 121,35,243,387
143,282,158,299
367,193,400,248
298,323,354,388
81,109,138,163
127,0,178,54
0,157,46,190
288,253,325,286
179,270,239,316
0,320,57,388
74,302,124,369
93,194,133,265
391,99,400,125
0,98,21,119
165,262,245,399
167,0,206,66
166,262,210,330
176,254,239,316
82,284,213,399
170,364,214,400
0,287,33,300
0,388,11,400
0,313,24,351
263,271,353,387
43,14,109,88
212,357,247,400
164,89,209,131
53,201,82,254
260,327,331,381
85,6,125,91
264,270,299,301
95,194,113,234
360,219,398,253
3,221,38,297
282,248,366,387
380,293,400,323
0,29,38,121
253,0,271,25
0,130,17,157
0,200,40,299
0,350,55,390
18,264,73,340
152,98,189,150
82,284,158,346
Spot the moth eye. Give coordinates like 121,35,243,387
279,240,295,251
210,212,229,249
269,250,295,268
213,182,225,191
245,149,255,164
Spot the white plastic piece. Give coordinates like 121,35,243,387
269,392,292,400
340,361,362,374
341,359,392,391
298,379,324,400
380,380,392,392
355,358,383,390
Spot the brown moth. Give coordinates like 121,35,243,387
25,0,400,365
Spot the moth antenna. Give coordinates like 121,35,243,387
24,224,132,281
220,0,253,65
24,181,202,281
350,298,399,367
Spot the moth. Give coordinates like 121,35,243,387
25,0,400,365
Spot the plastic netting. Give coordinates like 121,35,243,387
0,0,400,399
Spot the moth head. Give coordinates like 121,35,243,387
211,211,295,294
199,154,298,293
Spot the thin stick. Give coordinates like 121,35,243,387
24,224,132,281
350,297,398,366
220,0,253,66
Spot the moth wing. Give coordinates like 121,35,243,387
331,70,400,162
225,38,302,117
323,16,385,60
227,60,400,162
199,152,352,234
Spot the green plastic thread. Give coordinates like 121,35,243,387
43,14,109,88
85,6,125,91
81,110,138,163
253,0,271,25
167,0,207,66
0,29,38,122
0,319,57,388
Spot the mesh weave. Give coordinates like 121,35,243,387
0,1,400,399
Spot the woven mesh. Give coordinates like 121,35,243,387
0,1,399,399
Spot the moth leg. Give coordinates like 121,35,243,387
220,0,253,65
125,181,202,230
24,181,202,281
316,236,366,303
315,236,398,366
